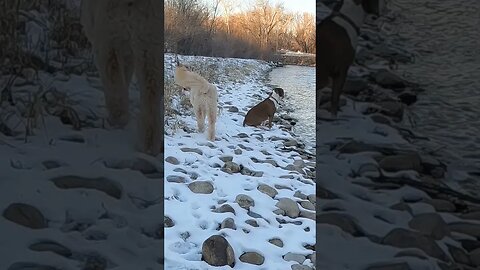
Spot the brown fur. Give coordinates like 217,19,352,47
243,88,284,128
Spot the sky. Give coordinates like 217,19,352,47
204,0,316,15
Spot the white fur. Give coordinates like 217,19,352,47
80,0,163,155
333,0,366,49
174,66,218,141
268,91,282,109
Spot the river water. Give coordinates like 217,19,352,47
268,65,316,149
383,0,480,190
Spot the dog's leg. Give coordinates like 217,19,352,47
195,105,206,133
207,106,217,141
268,115,273,129
133,45,162,155
330,70,347,117
95,41,130,128
317,65,330,109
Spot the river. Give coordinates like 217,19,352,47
383,0,480,191
268,65,316,150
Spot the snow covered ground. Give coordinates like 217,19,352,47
163,54,316,269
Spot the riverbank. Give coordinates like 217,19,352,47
164,54,316,269
316,2,480,269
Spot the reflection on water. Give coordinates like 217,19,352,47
268,65,316,149
386,0,480,184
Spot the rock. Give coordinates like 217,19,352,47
239,252,264,265
379,153,422,173
166,175,186,183
470,248,480,266
165,156,180,165
365,262,412,270
382,228,447,260
237,132,249,138
398,92,417,106
447,244,471,265
29,241,72,257
408,213,450,240
83,253,108,270
317,187,338,199
234,149,242,155
228,106,239,112
165,216,174,227
220,218,236,230
424,199,456,212
180,147,203,155
284,139,298,147
300,210,315,221
219,156,233,162
373,69,406,89
50,176,122,199
257,184,278,198
291,265,313,270
221,161,241,174
390,202,412,214
370,114,391,124
235,194,254,210
188,181,214,194
283,252,306,264
460,239,480,252
344,77,368,96
275,198,300,218
317,213,363,236
461,211,480,220
202,235,235,267
307,194,315,204
42,160,64,170
294,191,308,200
268,238,284,247
300,201,315,211
395,249,428,260
3,203,47,229
376,101,404,119
448,222,480,238
213,204,236,215
245,219,259,227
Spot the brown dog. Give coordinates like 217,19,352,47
317,0,383,117
243,87,284,128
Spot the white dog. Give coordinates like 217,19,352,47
174,58,218,141
80,0,162,155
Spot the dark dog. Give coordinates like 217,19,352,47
243,87,284,128
317,0,384,117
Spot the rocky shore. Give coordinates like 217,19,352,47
164,54,316,269
316,2,480,269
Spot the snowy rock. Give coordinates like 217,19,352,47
268,238,284,247
283,252,306,264
373,69,406,89
219,156,233,162
448,222,480,238
424,199,456,212
213,204,236,215
317,213,363,236
245,219,259,227
275,198,300,218
379,153,422,172
239,252,265,265
408,213,450,240
235,194,255,210
220,218,236,230
50,176,122,199
165,216,174,227
165,156,180,165
470,248,480,266
291,265,313,270
166,175,186,183
221,161,241,174
300,200,315,211
376,101,405,120
382,228,447,260
202,235,235,267
29,241,72,257
180,147,203,155
188,181,214,194
300,210,315,221
447,244,471,265
3,203,47,229
257,184,278,198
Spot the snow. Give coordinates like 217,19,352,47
164,54,315,269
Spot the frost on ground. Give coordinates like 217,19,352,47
315,3,480,270
164,54,316,270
